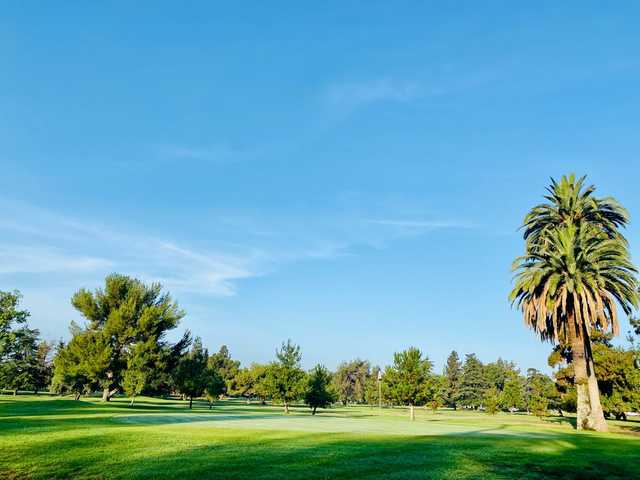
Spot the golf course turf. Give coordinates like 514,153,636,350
1,396,639,479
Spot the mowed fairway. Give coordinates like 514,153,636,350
2,396,640,479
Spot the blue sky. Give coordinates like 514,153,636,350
2,2,640,372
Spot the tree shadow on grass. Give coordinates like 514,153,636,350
542,416,577,428
4,426,640,480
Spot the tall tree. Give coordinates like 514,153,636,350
458,354,487,409
56,274,187,401
501,372,525,412
525,368,559,417
32,341,53,394
173,338,209,409
427,374,448,412
484,358,518,392
333,359,370,405
443,351,462,409
263,340,306,414
304,364,336,415
0,291,42,394
384,347,432,420
511,174,638,431
364,365,383,407
208,345,240,396
233,363,269,403
204,368,225,409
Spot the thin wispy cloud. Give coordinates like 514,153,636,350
0,201,258,298
370,219,476,229
0,245,113,275
154,144,242,164
324,78,422,110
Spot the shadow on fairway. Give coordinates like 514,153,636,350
4,398,640,479
5,425,640,480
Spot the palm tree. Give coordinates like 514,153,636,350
510,175,638,431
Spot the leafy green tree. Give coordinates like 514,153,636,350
484,386,500,415
458,354,487,409
364,365,383,407
263,340,306,414
233,363,269,403
122,367,147,406
233,368,255,401
208,345,240,396
0,291,42,394
304,364,336,415
548,346,577,414
32,341,53,394
443,351,462,409
428,374,448,412
525,368,559,416
173,338,209,409
384,347,432,420
511,175,639,431
204,368,225,409
484,358,518,392
501,373,525,412
50,335,92,399
592,341,640,420
0,290,30,352
58,274,187,401
333,359,370,405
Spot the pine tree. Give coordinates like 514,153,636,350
304,364,335,414
443,351,462,409
458,354,487,409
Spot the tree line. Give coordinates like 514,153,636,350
2,271,639,420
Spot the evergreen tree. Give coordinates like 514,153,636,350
458,354,487,409
208,345,240,396
443,351,462,409
173,338,209,409
304,364,335,414
263,340,306,414
428,374,448,412
484,358,518,391
484,386,500,415
54,274,187,401
525,368,559,416
0,291,43,394
384,347,432,420
204,368,225,409
501,373,525,412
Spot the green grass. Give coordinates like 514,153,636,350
1,396,640,479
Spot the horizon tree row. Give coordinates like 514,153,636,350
2,264,640,419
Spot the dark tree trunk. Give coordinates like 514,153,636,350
312,406,317,415
189,397,193,409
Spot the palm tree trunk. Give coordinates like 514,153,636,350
284,401,289,414
569,314,593,430
583,326,608,432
